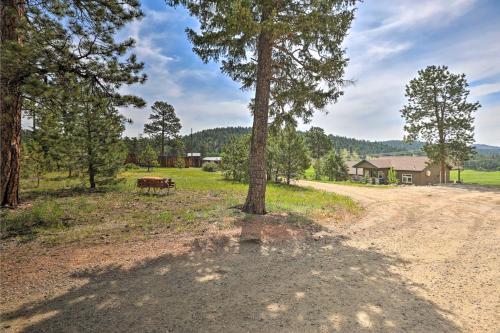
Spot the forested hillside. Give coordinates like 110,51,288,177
182,127,251,155
172,127,500,170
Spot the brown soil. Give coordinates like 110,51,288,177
1,183,499,332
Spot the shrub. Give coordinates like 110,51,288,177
387,167,398,184
124,163,140,170
202,161,219,172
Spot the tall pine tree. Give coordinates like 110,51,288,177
144,101,182,156
401,66,480,183
170,0,357,214
1,0,145,207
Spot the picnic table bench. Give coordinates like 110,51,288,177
137,177,176,194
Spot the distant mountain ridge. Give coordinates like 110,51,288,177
182,126,499,157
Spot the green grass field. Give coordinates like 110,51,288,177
1,168,359,244
450,169,500,186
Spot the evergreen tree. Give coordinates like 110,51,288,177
305,127,333,159
221,135,250,182
71,83,129,190
322,150,348,181
313,159,323,181
449,142,475,183
144,101,182,156
275,125,310,184
170,0,357,214
266,131,280,182
140,145,159,172
387,167,398,184
1,0,145,207
21,139,48,187
401,66,480,183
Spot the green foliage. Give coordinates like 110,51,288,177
322,151,348,181
172,0,357,123
400,65,480,172
2,0,146,195
175,157,186,169
465,153,500,171
181,127,250,156
1,201,65,239
387,167,398,184
305,127,332,159
124,163,140,171
140,145,159,172
202,162,219,172
275,125,311,184
313,159,323,180
144,101,182,155
221,135,250,182
21,139,48,187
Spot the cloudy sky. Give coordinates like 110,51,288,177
119,0,500,146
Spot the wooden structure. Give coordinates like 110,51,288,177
137,177,176,194
158,154,202,168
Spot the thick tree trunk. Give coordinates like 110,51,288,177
243,17,273,214
1,0,23,207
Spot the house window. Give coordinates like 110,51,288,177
402,173,413,184
377,171,384,179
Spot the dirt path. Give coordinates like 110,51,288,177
1,183,499,332
297,181,500,332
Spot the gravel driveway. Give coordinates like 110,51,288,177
297,181,500,332
1,182,499,332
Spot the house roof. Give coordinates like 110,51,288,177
353,156,433,171
187,153,201,157
202,157,221,161
346,160,363,175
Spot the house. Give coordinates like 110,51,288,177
352,156,451,185
202,156,222,165
346,160,363,180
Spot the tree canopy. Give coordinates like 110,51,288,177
1,0,146,206
170,0,357,214
144,101,182,156
401,65,480,183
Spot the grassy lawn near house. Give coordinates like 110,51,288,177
0,168,359,245
451,169,500,186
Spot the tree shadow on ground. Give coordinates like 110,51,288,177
2,229,459,332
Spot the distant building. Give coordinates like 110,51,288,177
346,160,363,179
157,153,202,168
352,156,451,185
202,156,222,165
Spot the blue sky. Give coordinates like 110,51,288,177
119,0,500,145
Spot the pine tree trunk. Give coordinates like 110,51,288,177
89,164,96,190
0,0,23,207
243,11,273,215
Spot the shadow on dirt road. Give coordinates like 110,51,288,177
2,233,459,332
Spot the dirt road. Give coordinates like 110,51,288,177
1,183,499,332
297,181,500,332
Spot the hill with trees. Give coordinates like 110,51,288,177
175,127,499,170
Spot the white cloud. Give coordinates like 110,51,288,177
470,83,500,98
